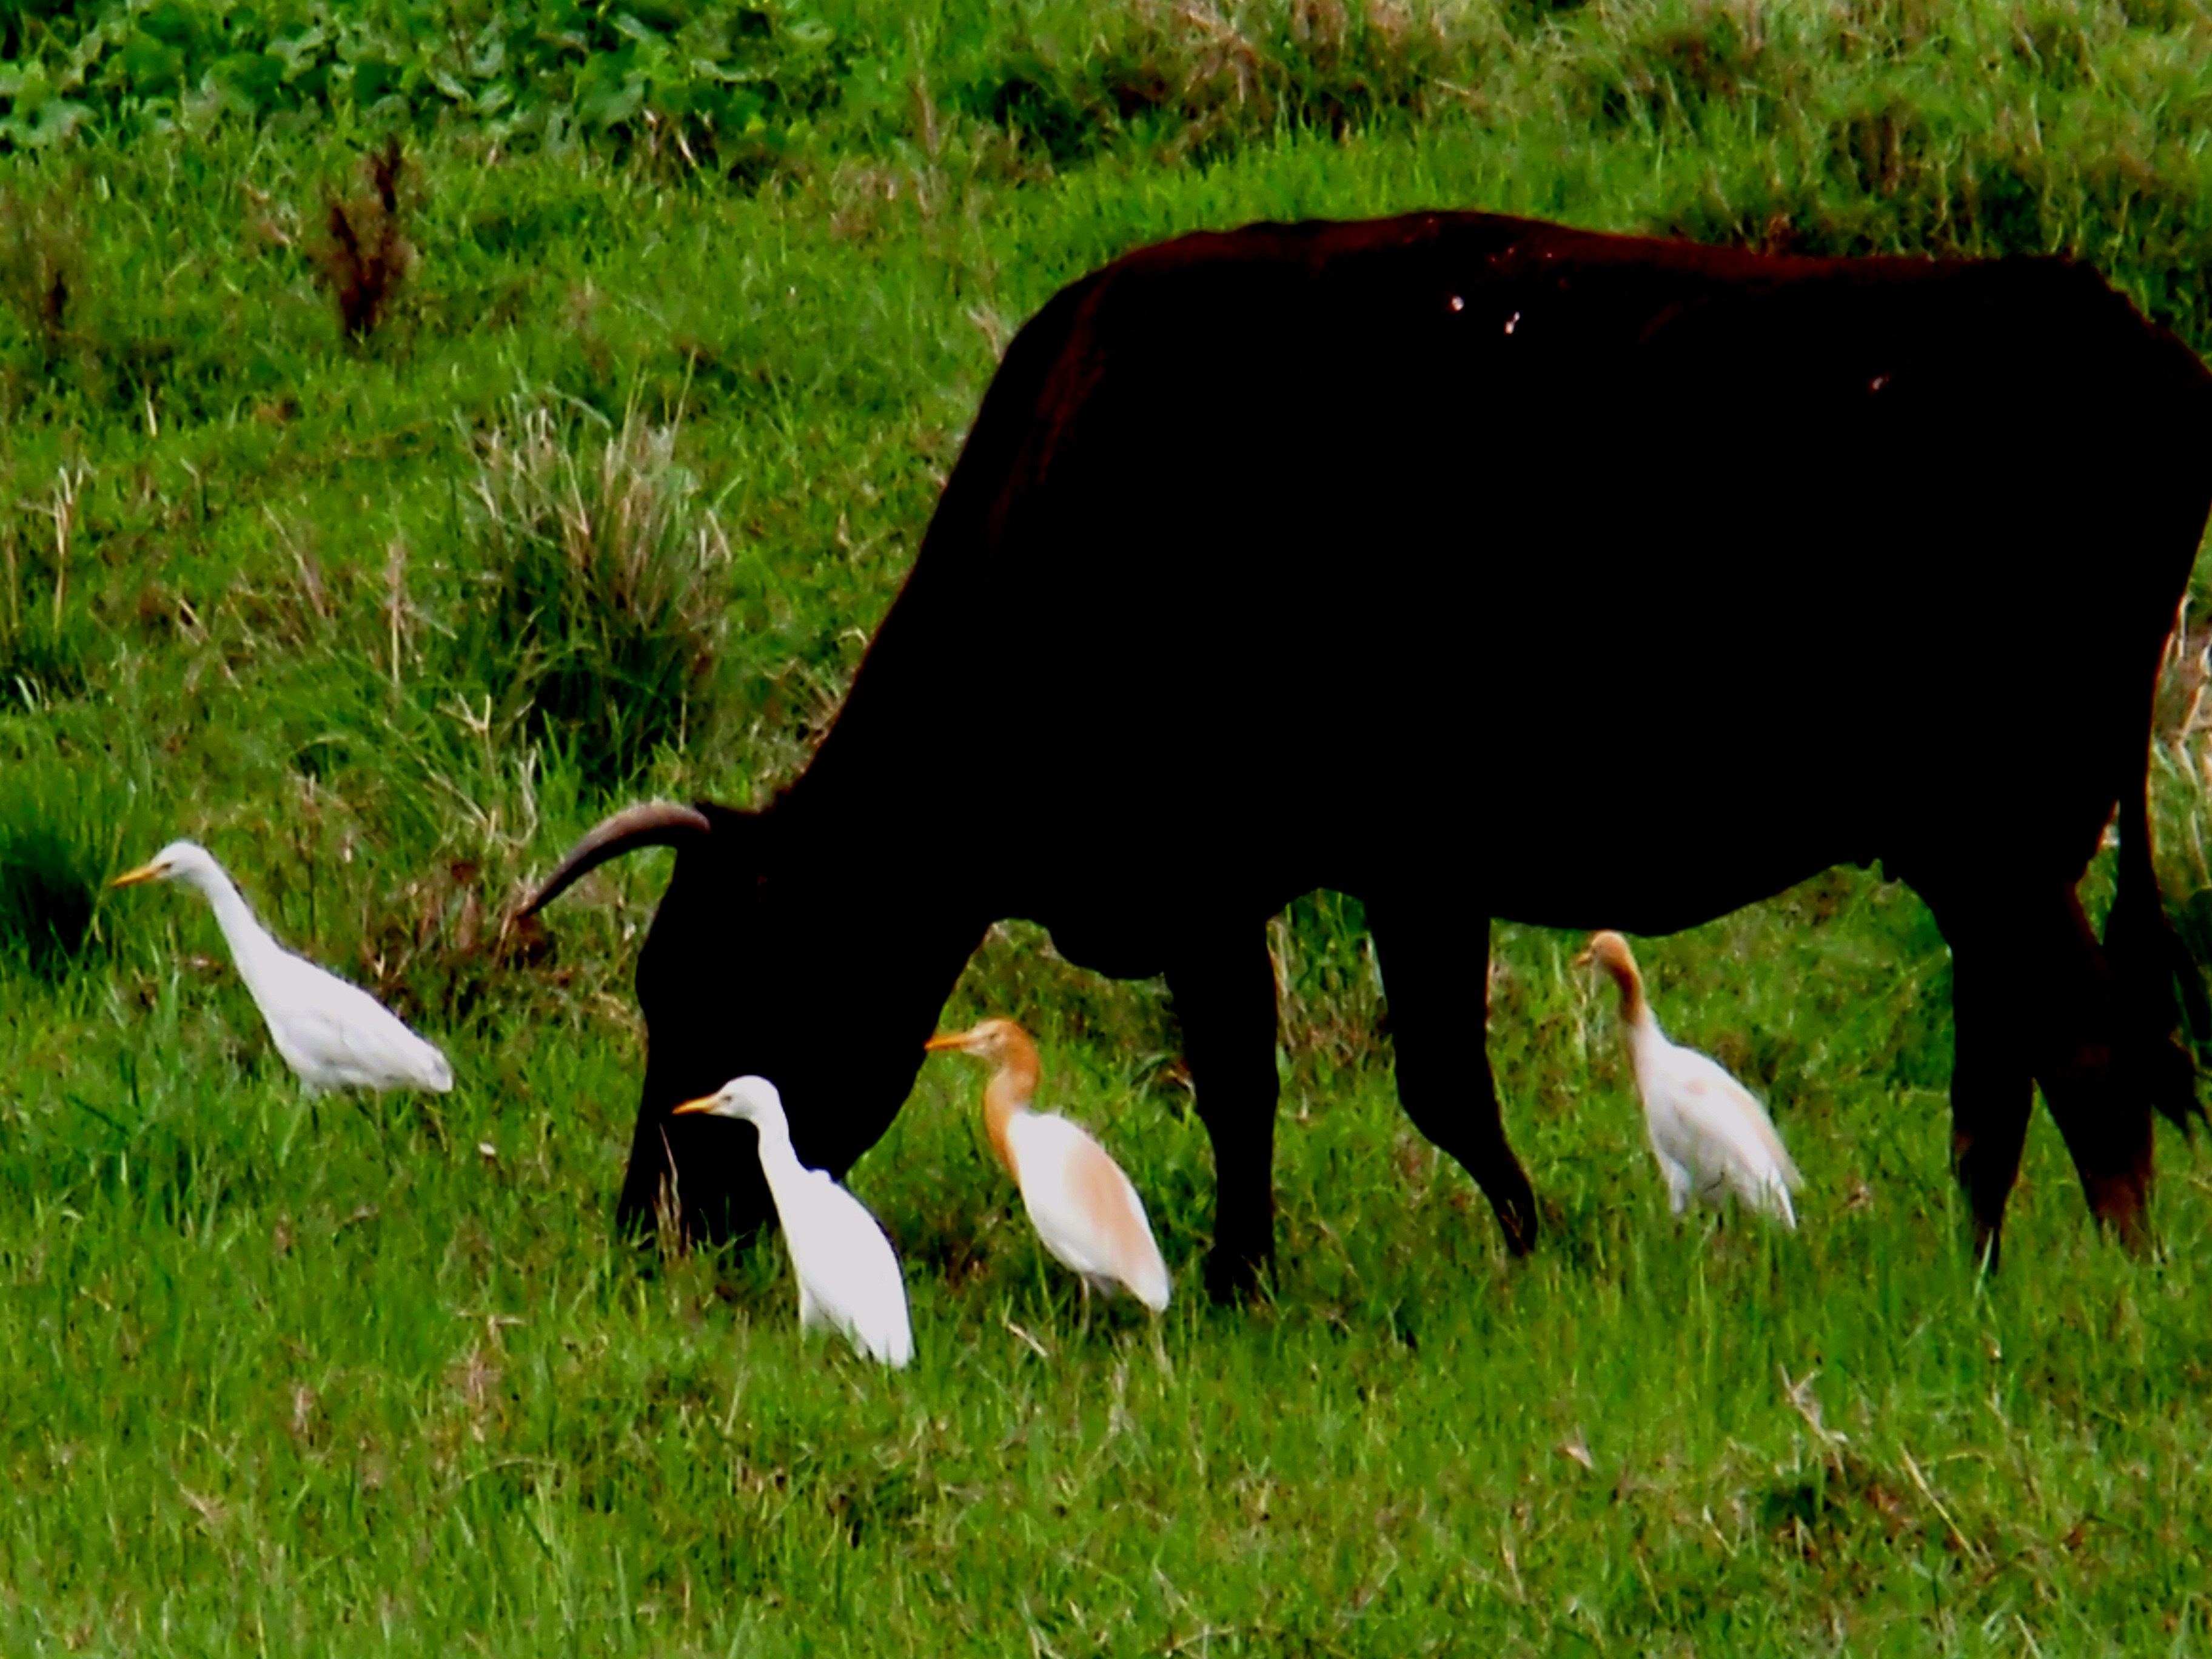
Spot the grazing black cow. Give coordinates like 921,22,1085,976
530,211,2212,1293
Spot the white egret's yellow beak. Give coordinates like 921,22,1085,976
110,860,168,888
670,1094,721,1115
1570,945,1595,968
922,1031,974,1054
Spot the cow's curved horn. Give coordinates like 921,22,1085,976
524,801,712,916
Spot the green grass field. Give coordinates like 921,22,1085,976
7,1,2212,1651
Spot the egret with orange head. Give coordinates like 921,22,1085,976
1576,931,1801,1228
925,1017,1170,1315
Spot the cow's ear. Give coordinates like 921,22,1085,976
525,800,714,914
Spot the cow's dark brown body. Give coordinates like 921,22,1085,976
532,212,2212,1292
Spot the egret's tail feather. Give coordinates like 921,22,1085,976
1131,1257,1171,1314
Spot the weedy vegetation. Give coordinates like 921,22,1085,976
3,0,2212,1652
312,134,418,344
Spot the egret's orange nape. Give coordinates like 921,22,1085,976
1580,930,1800,1228
923,1014,1170,1315
1573,931,1635,974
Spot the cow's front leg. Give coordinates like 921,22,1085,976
1943,927,2035,1270
1167,930,1282,1301
1367,902,1537,1256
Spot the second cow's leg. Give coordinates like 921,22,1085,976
1167,928,1283,1300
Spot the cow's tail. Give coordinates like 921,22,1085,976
2106,755,2210,1132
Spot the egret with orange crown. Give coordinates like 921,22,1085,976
672,1076,913,1367
1576,931,1802,1228
925,1018,1171,1315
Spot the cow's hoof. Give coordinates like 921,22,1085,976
1968,1218,2004,1276
2085,1172,2153,1255
1203,1246,1271,1304
1493,1193,1540,1259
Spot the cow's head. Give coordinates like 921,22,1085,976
526,798,970,1246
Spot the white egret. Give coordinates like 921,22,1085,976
925,1018,1170,1314
672,1076,913,1368
112,840,453,1095
1577,930,1801,1228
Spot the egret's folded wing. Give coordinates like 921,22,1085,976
786,1173,913,1367
266,958,452,1090
1664,1051,1801,1201
1014,1116,1168,1305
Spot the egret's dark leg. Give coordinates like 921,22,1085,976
1366,903,1537,1256
1166,930,1282,1301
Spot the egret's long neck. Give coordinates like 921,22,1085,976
744,1106,810,1202
190,865,286,1002
981,1036,1042,1181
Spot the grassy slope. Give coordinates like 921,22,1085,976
5,1,2212,1651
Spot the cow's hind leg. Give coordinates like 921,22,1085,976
1166,930,1282,1301
1366,903,1538,1256
1928,878,2153,1257
2032,885,2156,1248
2103,778,2208,1133
1943,928,2036,1269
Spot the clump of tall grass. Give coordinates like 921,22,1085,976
1,461,90,705
456,402,730,797
0,755,122,982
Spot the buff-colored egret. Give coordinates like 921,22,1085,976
112,840,453,1095
925,1018,1170,1315
672,1076,913,1368
1577,931,1801,1228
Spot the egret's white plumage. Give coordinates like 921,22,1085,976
672,1076,913,1367
1578,931,1801,1228
925,1019,1170,1312
112,840,453,1094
